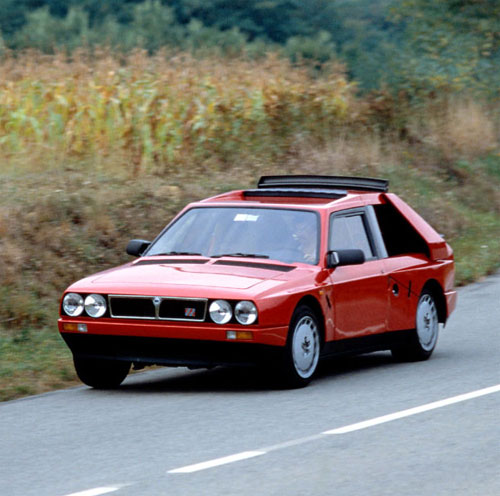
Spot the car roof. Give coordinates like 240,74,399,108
195,175,389,211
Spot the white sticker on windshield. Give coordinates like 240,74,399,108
234,214,259,222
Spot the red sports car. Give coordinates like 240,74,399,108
58,175,457,388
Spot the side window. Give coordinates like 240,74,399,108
329,212,375,260
373,204,429,257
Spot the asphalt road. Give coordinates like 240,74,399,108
1,273,499,496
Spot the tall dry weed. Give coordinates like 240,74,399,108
408,99,498,162
282,132,402,177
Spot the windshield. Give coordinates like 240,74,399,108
147,207,319,265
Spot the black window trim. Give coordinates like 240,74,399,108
365,205,389,259
328,207,387,261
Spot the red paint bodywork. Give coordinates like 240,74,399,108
58,189,456,357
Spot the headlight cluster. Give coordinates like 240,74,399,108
63,293,107,318
208,300,258,325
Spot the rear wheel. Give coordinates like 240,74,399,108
74,356,131,389
392,289,439,361
278,305,321,388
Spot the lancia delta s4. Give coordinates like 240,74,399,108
58,175,457,388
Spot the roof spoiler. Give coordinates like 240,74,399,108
258,175,389,193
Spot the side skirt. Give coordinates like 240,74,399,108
321,329,414,358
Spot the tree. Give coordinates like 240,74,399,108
390,0,500,95
167,0,335,43
285,31,336,66
129,0,184,52
13,6,91,51
0,0,44,37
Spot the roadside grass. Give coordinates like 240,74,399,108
0,326,78,402
452,211,500,284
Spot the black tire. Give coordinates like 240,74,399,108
74,356,131,389
391,289,439,362
278,305,321,388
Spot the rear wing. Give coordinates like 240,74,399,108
258,175,389,192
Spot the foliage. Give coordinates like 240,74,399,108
14,6,91,52
389,0,500,96
333,0,400,90
183,19,250,57
127,0,184,52
284,31,336,66
1,0,339,49
169,0,309,42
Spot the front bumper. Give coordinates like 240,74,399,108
58,317,288,368
60,333,284,368
445,289,458,318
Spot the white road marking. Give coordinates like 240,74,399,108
168,384,500,475
168,450,266,474
323,384,500,435
62,487,120,496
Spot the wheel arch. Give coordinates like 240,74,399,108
294,295,325,346
421,279,447,324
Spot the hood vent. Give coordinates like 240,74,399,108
134,259,208,266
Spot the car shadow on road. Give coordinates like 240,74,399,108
112,351,400,395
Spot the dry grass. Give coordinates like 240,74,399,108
441,101,497,158
283,132,403,177
407,99,499,162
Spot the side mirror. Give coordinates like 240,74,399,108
126,239,151,257
326,249,365,268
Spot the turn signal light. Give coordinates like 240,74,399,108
62,323,87,332
226,330,253,340
63,323,78,332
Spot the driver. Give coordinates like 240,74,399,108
292,218,317,263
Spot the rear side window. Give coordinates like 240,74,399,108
329,213,374,260
374,203,429,257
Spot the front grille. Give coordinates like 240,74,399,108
159,299,206,321
110,297,155,318
109,295,207,322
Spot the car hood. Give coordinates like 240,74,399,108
68,257,318,298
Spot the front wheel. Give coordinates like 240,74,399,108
278,305,321,388
74,356,131,389
392,289,439,361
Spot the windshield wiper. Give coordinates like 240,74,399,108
212,252,270,259
150,251,203,256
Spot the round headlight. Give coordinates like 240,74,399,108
63,293,84,317
235,301,258,325
84,294,107,318
209,300,232,324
